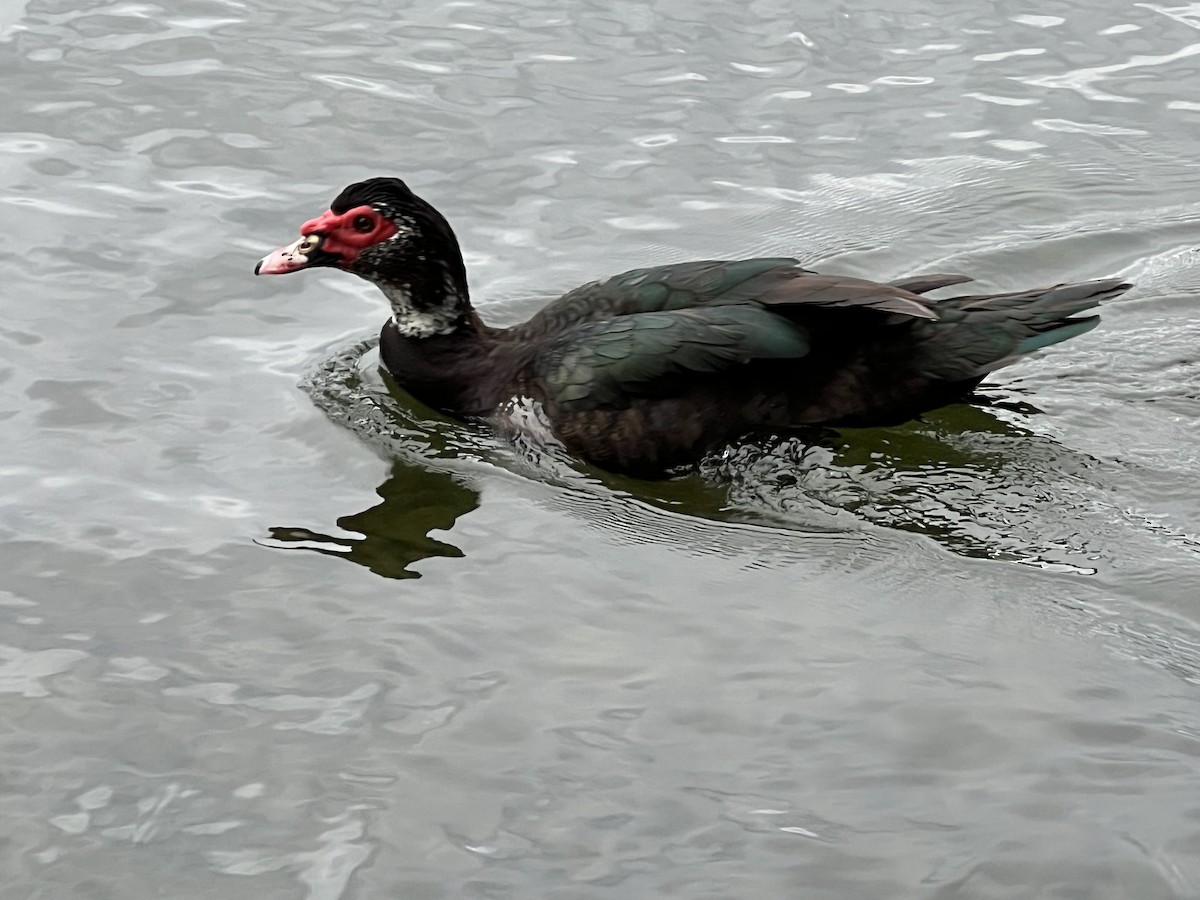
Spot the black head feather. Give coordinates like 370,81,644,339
332,177,465,285
330,177,415,215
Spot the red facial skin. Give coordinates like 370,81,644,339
299,204,398,266
255,204,398,275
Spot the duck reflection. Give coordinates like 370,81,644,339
266,460,479,579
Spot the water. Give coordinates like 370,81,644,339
3,0,1200,896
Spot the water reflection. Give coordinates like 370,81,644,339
265,460,478,579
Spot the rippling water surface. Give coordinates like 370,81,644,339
3,0,1200,896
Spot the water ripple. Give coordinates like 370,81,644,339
0,645,87,697
4,0,1200,897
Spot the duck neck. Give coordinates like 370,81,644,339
376,251,473,339
379,309,502,416
380,281,468,338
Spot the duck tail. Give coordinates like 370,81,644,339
918,278,1131,380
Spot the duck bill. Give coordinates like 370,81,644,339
255,235,318,275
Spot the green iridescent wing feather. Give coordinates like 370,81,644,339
540,305,811,411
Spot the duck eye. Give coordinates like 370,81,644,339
352,214,374,233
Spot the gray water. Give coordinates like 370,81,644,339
3,0,1200,896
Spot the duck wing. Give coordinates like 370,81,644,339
518,258,940,341
517,259,961,412
532,304,810,412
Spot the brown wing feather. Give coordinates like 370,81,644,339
889,274,974,295
757,273,938,320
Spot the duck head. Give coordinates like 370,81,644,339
256,177,472,338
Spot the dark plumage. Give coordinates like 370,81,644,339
256,177,1131,476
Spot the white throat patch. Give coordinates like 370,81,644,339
381,282,461,338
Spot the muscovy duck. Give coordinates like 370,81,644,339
256,177,1130,476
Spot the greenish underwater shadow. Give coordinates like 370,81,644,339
265,461,480,579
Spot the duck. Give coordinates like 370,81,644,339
256,177,1130,476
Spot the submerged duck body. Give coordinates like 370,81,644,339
257,177,1130,476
